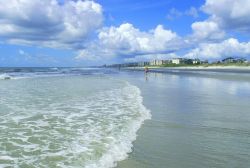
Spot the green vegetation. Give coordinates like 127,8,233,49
159,63,201,67
149,62,250,68
206,62,250,67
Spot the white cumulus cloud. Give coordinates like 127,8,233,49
0,0,103,49
191,20,225,41
98,23,178,53
76,23,185,60
184,38,250,59
202,0,250,32
166,7,199,20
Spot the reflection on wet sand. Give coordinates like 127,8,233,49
117,69,250,168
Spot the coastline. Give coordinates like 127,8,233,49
124,65,250,70
121,66,250,75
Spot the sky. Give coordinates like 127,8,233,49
0,0,250,67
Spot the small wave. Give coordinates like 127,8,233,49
0,73,12,80
50,67,59,70
85,83,151,168
0,68,115,80
0,73,32,80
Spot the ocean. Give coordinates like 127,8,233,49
0,68,150,167
1,67,250,168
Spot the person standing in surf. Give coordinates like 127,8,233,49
144,66,149,73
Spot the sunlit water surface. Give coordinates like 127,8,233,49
117,70,250,168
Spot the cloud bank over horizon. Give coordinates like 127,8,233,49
0,0,250,65
75,23,186,61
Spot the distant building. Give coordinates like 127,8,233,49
163,60,171,64
222,57,247,64
171,58,202,65
184,59,194,64
156,60,164,66
117,62,138,67
222,57,236,63
201,60,209,64
149,58,207,65
149,60,156,66
150,60,165,66
138,62,150,67
192,59,201,64
236,58,247,63
128,62,138,67
171,58,181,64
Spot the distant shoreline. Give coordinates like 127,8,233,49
124,65,250,70
120,65,250,75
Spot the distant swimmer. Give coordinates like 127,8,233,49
144,66,149,73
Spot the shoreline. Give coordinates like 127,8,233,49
121,66,250,74
124,65,250,70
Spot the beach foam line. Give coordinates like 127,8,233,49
84,82,151,168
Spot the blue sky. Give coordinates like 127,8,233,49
98,0,205,32
0,0,250,67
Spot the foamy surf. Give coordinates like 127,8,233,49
0,73,12,80
0,73,29,80
84,83,151,168
0,76,151,168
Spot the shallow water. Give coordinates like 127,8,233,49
1,68,250,168
116,70,250,168
0,68,150,167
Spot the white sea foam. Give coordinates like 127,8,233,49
85,83,151,168
0,73,12,80
0,73,30,80
0,77,151,168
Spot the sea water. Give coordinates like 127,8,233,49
0,68,150,168
116,69,250,168
1,67,250,168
